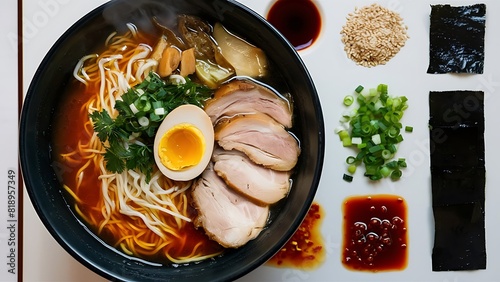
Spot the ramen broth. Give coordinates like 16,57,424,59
52,67,224,264
51,17,296,264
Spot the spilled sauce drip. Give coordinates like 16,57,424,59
267,202,325,269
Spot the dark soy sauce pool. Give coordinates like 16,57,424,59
266,0,322,51
342,195,408,272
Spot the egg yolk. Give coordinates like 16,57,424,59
158,123,205,171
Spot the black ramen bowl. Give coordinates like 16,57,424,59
19,0,324,281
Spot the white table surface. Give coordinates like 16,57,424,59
21,0,500,281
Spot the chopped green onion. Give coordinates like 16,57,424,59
386,160,398,169
388,144,397,153
381,149,392,160
344,95,354,106
152,101,163,109
378,84,388,94
340,116,350,123
136,88,145,96
351,137,362,145
355,151,366,162
377,121,388,131
129,103,139,114
336,83,410,181
380,166,391,177
133,95,152,112
346,156,357,164
342,137,352,147
387,126,399,138
154,107,165,115
348,165,357,174
368,145,384,153
398,158,407,168
361,124,372,136
149,113,161,122
339,130,349,141
334,126,346,134
343,174,354,182
169,74,187,85
391,169,403,180
364,165,378,176
357,93,366,103
138,116,149,127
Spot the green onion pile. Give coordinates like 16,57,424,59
337,84,411,182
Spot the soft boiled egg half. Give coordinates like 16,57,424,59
153,104,214,181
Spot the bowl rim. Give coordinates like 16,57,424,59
19,0,325,280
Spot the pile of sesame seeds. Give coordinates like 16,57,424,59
340,3,409,67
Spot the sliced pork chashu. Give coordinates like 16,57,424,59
215,113,300,171
204,79,293,128
191,165,269,248
213,147,291,205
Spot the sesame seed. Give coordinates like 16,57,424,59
340,3,409,67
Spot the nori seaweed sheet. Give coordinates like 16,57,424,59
429,91,486,271
427,4,486,74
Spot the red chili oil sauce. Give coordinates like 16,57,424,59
267,202,325,269
342,195,408,272
266,0,322,51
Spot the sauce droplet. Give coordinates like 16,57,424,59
266,0,322,51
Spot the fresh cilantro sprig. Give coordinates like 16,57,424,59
90,72,212,182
